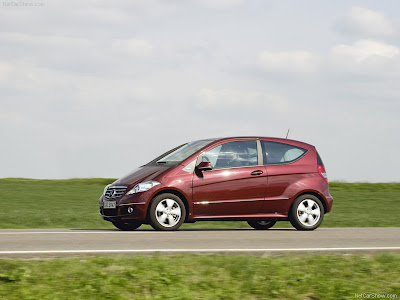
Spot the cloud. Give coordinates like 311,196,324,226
329,39,400,74
255,40,400,79
0,61,13,80
258,51,320,73
112,39,154,56
0,32,92,48
337,6,396,38
195,0,243,9
332,39,399,62
0,31,158,77
197,88,289,113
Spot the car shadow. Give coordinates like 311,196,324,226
178,228,295,232
71,228,295,232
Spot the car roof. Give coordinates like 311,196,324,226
202,136,314,149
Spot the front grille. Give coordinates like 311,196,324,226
104,186,127,199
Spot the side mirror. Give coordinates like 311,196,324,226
196,161,213,171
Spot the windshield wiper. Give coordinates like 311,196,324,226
156,161,167,164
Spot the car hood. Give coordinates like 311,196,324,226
112,165,172,187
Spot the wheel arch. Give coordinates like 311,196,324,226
288,191,327,217
147,189,190,221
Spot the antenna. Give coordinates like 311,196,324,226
285,129,290,139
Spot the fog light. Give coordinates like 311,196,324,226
127,207,134,213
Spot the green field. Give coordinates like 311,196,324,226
0,178,399,229
1,254,399,299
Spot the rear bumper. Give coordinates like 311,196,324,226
324,195,333,213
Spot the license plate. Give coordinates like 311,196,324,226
103,201,116,209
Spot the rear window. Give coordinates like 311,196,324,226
261,141,307,165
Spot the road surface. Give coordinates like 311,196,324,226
1,227,399,258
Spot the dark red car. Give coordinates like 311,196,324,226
99,137,333,231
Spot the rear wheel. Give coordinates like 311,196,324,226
289,194,324,231
112,220,142,231
149,193,186,231
247,220,276,230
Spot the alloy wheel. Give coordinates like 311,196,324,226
296,199,321,227
155,198,182,228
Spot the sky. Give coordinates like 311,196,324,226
0,0,399,182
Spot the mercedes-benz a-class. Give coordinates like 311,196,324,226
99,137,333,231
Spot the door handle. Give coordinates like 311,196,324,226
251,170,263,176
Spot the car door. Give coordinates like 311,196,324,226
192,140,267,216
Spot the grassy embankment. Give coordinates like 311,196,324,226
1,254,399,299
0,178,399,229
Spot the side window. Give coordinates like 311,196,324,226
202,140,258,169
261,141,307,165
202,145,222,168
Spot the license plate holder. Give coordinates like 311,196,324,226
103,201,116,209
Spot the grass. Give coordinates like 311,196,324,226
0,254,399,299
1,181,399,299
0,178,114,229
0,178,399,229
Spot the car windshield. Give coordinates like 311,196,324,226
155,140,214,164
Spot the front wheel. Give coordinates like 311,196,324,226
289,194,324,231
247,220,276,230
112,220,142,231
149,193,186,231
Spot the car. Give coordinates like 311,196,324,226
99,137,333,231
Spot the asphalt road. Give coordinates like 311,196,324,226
1,227,400,258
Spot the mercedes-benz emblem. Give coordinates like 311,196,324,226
110,190,115,197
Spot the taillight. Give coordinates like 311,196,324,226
318,164,328,183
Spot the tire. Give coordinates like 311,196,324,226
289,194,324,231
247,220,276,230
112,220,142,231
149,193,186,231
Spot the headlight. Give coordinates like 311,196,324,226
103,184,111,195
126,181,161,195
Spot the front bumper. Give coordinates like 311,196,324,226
99,193,148,222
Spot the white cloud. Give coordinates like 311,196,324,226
328,40,400,75
0,61,74,93
74,7,131,25
0,32,93,49
332,40,400,63
0,111,25,125
195,0,243,9
258,51,320,73
332,39,399,63
0,32,158,77
0,61,13,80
199,88,259,105
338,6,396,37
112,39,154,56
197,88,289,113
